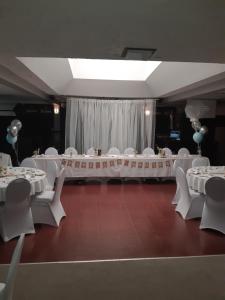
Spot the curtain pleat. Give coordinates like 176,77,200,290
65,98,156,154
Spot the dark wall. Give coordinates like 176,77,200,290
0,103,65,165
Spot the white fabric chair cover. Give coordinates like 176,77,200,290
0,234,25,300
0,153,12,167
45,160,58,191
86,147,95,155
31,168,66,227
192,157,210,167
178,148,190,156
124,147,135,155
162,147,172,156
64,147,78,156
200,177,225,234
107,147,120,155
0,179,35,242
142,147,155,156
20,158,37,169
44,147,58,156
175,167,205,219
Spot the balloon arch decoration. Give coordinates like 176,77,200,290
6,119,22,165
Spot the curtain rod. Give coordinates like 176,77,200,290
65,95,159,100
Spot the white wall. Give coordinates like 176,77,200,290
63,79,153,98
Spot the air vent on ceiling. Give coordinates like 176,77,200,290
121,48,156,60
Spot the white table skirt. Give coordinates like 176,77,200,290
34,154,198,178
0,167,47,202
187,166,225,194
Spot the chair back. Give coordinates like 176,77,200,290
142,147,155,156
46,160,58,188
0,153,12,167
173,159,190,175
20,158,37,169
44,147,58,156
176,167,190,200
64,147,78,156
178,148,190,156
2,234,25,300
124,147,135,155
107,147,120,155
5,179,31,207
162,147,172,156
53,168,66,203
86,147,95,155
205,177,225,204
192,157,210,167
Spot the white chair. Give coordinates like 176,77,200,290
142,147,155,156
192,157,210,168
162,147,172,156
31,168,66,227
45,160,58,191
0,234,25,300
0,153,12,167
107,147,120,155
175,167,205,219
178,148,190,156
20,158,37,169
200,177,225,234
86,147,95,155
172,159,192,205
44,147,58,156
64,147,78,156
124,147,135,155
0,179,35,242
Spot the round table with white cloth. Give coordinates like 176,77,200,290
0,167,47,202
187,166,225,194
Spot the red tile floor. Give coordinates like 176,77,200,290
1,180,225,263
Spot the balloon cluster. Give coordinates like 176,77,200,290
191,118,208,144
6,119,22,147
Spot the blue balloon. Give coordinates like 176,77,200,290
193,132,204,144
6,134,17,145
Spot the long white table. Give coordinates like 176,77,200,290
34,154,199,178
187,166,225,194
0,167,47,202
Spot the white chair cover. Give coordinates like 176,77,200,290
20,158,37,169
31,168,66,227
178,148,190,156
175,167,205,219
124,147,135,155
162,147,172,156
45,160,58,191
0,153,12,167
192,157,210,167
142,147,155,156
64,147,78,156
0,179,35,242
107,147,120,155
0,234,25,300
87,147,95,155
200,177,225,234
44,147,58,156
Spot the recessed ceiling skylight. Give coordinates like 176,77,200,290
68,59,161,81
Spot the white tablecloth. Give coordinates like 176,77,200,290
34,154,198,178
0,167,47,202
187,166,225,194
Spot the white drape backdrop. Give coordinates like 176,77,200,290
65,98,156,154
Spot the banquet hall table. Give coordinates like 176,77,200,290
0,167,47,203
187,166,225,194
33,154,198,178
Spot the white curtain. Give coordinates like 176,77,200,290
65,98,156,154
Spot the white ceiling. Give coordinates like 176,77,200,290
0,0,225,102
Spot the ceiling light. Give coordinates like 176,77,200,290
53,103,60,114
121,48,157,60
